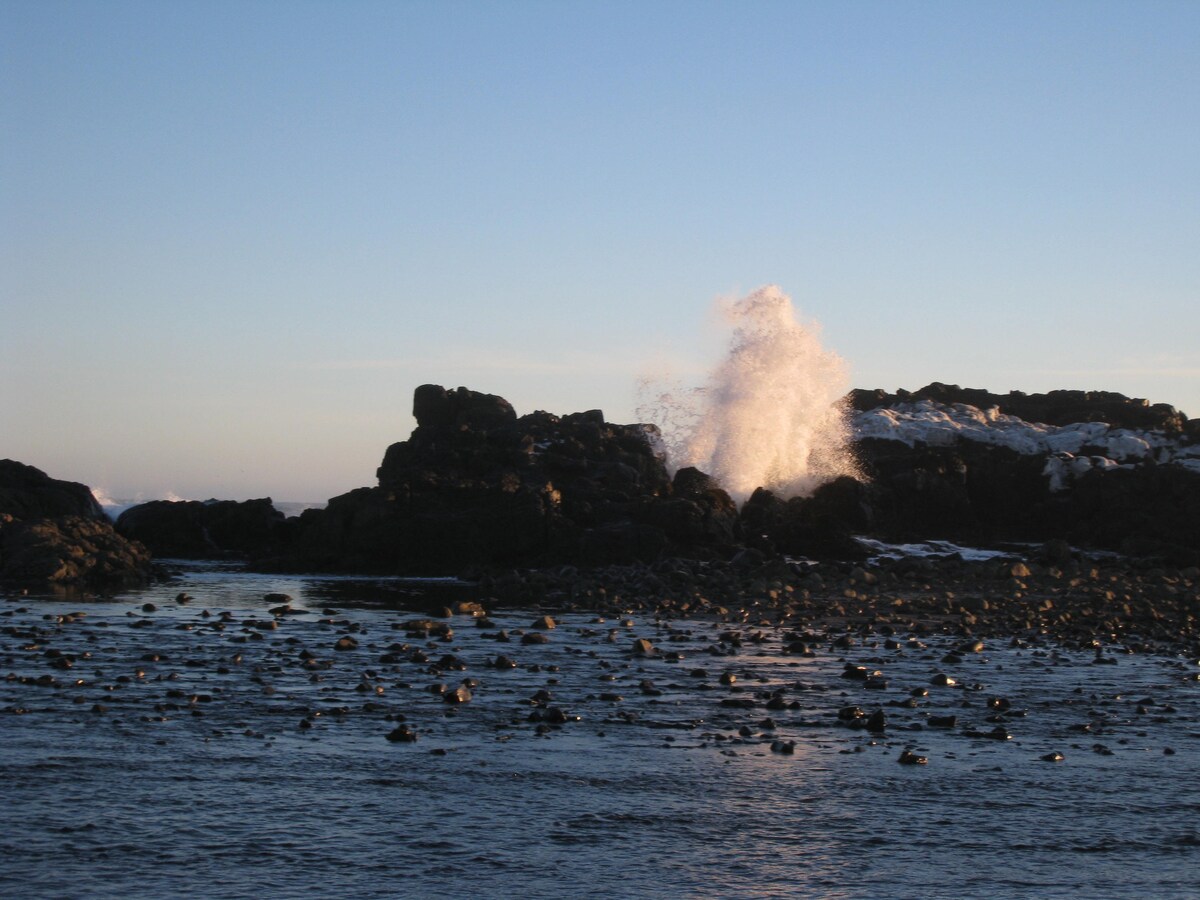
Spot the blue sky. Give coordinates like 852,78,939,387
3,0,1198,501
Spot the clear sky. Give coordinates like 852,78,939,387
3,0,1198,502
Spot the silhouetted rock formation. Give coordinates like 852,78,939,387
0,459,105,520
831,384,1200,565
852,382,1195,434
266,384,739,575
255,382,1199,574
0,460,153,588
116,498,285,559
50,379,1187,578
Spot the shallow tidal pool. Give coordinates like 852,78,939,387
3,563,1198,899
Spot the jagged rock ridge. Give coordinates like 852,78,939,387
262,385,742,574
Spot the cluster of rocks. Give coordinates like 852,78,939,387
842,385,1200,565
7,380,1199,590
473,548,1200,654
257,385,743,574
0,460,153,589
252,382,1196,574
850,382,1199,435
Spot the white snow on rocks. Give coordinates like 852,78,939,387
853,399,1197,492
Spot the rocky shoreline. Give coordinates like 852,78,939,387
473,549,1200,656
3,383,1198,654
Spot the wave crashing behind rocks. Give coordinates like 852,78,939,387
638,285,863,504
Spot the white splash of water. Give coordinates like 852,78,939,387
637,285,862,503
91,488,192,521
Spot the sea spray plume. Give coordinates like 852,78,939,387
637,286,862,503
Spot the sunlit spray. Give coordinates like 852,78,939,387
637,285,862,503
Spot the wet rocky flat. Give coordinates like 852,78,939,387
2,561,1198,899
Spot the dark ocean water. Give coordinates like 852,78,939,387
3,563,1198,899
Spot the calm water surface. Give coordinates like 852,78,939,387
2,563,1198,899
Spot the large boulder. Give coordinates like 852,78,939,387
0,459,104,520
411,384,517,432
740,484,868,561
635,467,740,554
116,498,285,558
0,514,154,588
0,461,154,588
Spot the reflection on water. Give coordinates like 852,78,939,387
1,564,1197,899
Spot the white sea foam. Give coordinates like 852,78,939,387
638,286,862,503
91,489,191,521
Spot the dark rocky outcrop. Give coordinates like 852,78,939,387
741,481,871,561
0,459,105,520
634,467,741,553
258,382,1198,575
1060,464,1200,565
116,498,285,559
0,461,154,588
831,410,1200,566
852,382,1194,435
265,384,738,575
0,514,153,588
9,380,1194,586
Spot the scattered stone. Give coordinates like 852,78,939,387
632,638,654,656
386,725,418,743
443,686,472,704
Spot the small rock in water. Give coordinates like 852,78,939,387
1041,751,1065,762
443,686,472,704
386,725,418,743
898,750,928,765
